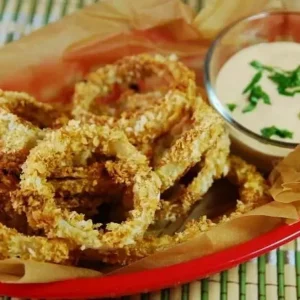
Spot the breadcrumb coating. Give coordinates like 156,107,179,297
94,155,271,264
0,223,70,263
72,54,196,152
0,54,271,267
13,121,161,250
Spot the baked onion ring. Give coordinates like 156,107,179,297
157,131,230,221
0,91,69,173
154,100,227,192
72,54,196,149
93,155,270,264
12,121,161,250
0,90,68,128
0,223,70,263
0,108,43,155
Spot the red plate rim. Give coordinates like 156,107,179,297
0,221,300,299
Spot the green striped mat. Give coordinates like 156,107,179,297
0,0,299,299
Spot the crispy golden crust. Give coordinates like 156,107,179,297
0,54,271,267
94,155,271,264
154,100,226,192
157,132,230,221
0,223,70,263
0,91,70,172
72,54,196,151
0,108,43,154
0,90,69,128
116,90,190,146
13,121,161,250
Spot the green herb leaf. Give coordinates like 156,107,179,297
298,112,300,120
250,60,274,72
243,71,262,94
226,103,237,112
260,63,300,97
278,86,300,96
261,126,277,138
242,102,256,113
256,86,271,104
242,85,271,113
261,126,293,139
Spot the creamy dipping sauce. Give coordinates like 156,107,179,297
216,42,300,143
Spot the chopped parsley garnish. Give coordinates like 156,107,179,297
242,84,271,113
243,71,262,94
242,60,300,113
298,112,300,120
250,60,275,72
268,66,300,96
226,103,237,112
250,60,300,97
261,126,293,139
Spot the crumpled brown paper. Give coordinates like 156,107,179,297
0,259,101,283
0,0,299,284
270,145,300,204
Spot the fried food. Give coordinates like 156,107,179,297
72,54,196,152
150,97,230,221
0,90,69,128
94,155,271,265
0,90,70,173
0,223,70,263
0,108,43,156
157,131,230,221
13,121,161,250
0,53,271,267
154,99,227,192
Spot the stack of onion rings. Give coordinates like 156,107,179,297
72,54,196,154
0,53,271,266
93,155,270,265
13,121,161,250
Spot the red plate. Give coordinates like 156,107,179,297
0,221,300,299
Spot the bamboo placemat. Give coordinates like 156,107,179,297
0,0,299,299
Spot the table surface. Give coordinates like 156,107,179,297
0,0,299,299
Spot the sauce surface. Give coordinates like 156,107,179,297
216,42,300,143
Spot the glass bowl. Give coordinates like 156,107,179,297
204,11,300,171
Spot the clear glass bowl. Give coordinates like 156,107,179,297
204,11,300,171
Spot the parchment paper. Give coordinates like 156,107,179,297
0,259,101,283
0,0,299,284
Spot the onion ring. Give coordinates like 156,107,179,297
0,90,69,128
94,155,270,264
0,223,70,263
0,91,70,173
154,100,227,192
157,131,230,221
12,120,161,250
72,54,196,149
0,108,43,155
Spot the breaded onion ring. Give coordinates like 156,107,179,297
154,100,226,192
13,121,161,250
0,108,43,155
0,90,68,128
0,223,70,263
94,155,270,265
0,91,69,171
72,54,195,148
157,132,230,221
